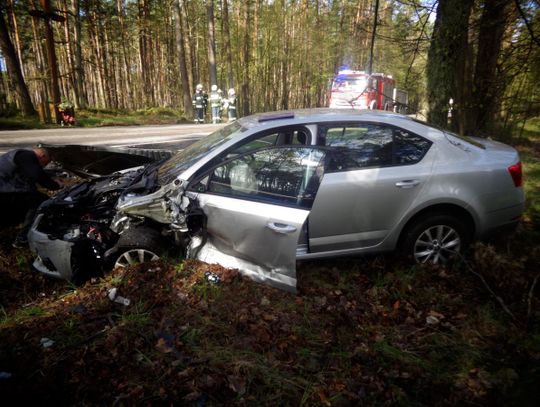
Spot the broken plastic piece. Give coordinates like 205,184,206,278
40,337,55,348
205,271,221,284
107,287,131,306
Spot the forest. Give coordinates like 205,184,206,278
1,1,540,405
0,0,538,137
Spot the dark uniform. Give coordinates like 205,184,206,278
0,149,61,243
192,87,207,124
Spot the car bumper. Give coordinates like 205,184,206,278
478,202,524,239
28,214,74,280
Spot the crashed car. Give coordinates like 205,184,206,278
28,109,525,292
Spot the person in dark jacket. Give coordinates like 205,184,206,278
192,83,207,124
0,148,62,247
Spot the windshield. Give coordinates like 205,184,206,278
158,121,243,184
332,75,368,92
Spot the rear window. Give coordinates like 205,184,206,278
411,118,486,149
319,123,432,171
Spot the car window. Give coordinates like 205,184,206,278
393,128,432,164
231,133,280,155
228,127,311,156
320,123,431,171
323,124,394,168
203,147,326,208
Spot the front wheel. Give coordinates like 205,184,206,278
400,214,470,264
106,226,168,271
113,248,160,268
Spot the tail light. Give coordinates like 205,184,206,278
508,162,523,187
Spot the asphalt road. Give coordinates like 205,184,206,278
0,123,225,155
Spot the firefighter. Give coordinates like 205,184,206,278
192,84,207,124
218,88,224,119
226,88,237,122
208,84,222,124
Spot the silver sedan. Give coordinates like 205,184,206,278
29,109,525,291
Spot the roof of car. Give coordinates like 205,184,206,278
239,108,418,129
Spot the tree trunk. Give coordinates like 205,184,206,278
40,0,61,121
138,0,154,106
221,0,234,89
469,0,513,136
30,8,49,107
241,0,252,116
0,10,35,115
206,0,217,87
426,0,474,128
71,0,87,108
117,0,133,109
7,0,24,78
175,0,192,116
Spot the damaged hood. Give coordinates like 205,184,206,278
42,144,173,178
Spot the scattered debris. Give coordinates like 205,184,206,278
40,337,55,348
204,271,220,284
107,287,131,306
426,315,440,325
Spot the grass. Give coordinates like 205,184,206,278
0,305,48,327
0,107,191,130
521,151,540,215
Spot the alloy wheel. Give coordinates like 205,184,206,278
114,249,160,268
413,224,461,264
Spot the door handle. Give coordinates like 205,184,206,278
266,222,297,234
395,180,421,188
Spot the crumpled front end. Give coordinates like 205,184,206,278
28,169,147,282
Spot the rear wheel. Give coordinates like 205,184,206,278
400,213,470,264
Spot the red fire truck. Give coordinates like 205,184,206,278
328,70,408,113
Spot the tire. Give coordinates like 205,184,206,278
70,238,105,285
106,226,166,270
400,213,470,264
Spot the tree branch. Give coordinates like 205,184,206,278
527,273,539,324
515,0,540,48
461,256,517,323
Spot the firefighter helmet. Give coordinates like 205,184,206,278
228,88,235,96
211,84,218,92
196,83,203,91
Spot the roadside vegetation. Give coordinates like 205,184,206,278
0,107,190,130
0,122,539,405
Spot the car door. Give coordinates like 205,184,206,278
308,122,434,253
188,146,326,292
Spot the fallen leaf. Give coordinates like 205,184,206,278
426,315,440,325
155,337,173,353
227,375,246,395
